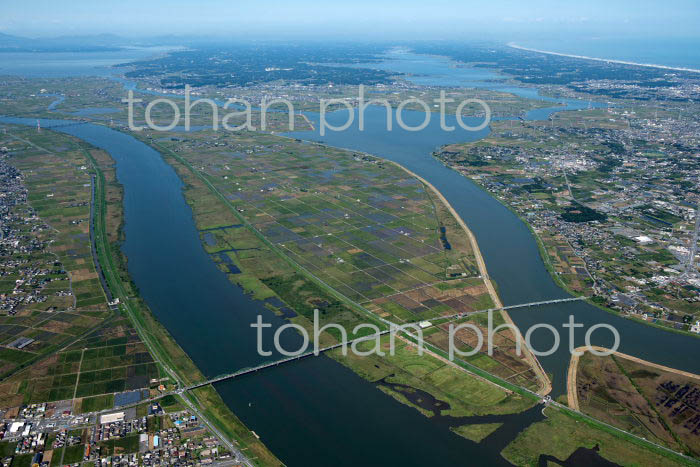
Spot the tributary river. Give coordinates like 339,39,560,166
2,50,698,467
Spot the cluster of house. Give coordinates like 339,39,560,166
445,115,699,330
1,399,231,467
0,149,70,315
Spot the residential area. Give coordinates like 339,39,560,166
0,396,235,466
436,104,700,332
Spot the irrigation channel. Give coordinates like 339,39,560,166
2,51,699,467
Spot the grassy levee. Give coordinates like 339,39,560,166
400,330,540,401
150,139,388,332
503,405,698,466
149,136,700,464
82,148,193,383
81,145,282,466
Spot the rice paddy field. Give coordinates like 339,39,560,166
148,128,542,392
0,126,158,411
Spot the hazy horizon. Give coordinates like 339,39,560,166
2,0,699,40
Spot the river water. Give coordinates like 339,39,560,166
284,51,700,396
2,49,699,466
0,47,178,77
0,116,544,466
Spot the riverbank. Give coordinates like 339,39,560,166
567,346,700,411
85,133,283,467
566,351,582,411
70,126,280,466
567,346,700,459
389,161,552,396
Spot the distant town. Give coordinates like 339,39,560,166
0,35,698,467
436,102,699,333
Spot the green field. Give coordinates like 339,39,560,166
502,407,695,466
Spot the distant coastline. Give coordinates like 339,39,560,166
508,42,700,74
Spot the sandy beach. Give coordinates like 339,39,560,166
508,42,700,74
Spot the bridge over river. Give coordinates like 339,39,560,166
181,296,588,391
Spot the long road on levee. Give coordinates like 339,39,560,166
181,295,587,391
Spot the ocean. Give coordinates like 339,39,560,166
514,36,700,71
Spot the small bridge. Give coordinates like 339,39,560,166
183,330,393,391
437,296,588,322
182,296,588,390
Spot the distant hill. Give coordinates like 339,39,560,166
0,32,129,52
0,32,30,47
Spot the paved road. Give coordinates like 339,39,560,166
686,200,700,275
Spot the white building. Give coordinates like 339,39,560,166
100,411,125,424
634,235,653,244
9,422,24,433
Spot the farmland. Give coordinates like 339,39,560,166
572,350,700,457
0,126,161,408
137,126,547,402
0,125,281,466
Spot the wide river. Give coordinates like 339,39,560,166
1,114,543,466
286,52,700,397
2,50,699,466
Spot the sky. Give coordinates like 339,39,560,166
1,0,699,40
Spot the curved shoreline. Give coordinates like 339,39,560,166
431,151,700,341
566,345,700,410
390,161,553,396
508,42,700,74
567,351,582,411
274,132,553,396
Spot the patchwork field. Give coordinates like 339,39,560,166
573,350,700,457
0,129,108,378
0,127,158,411
146,128,543,393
